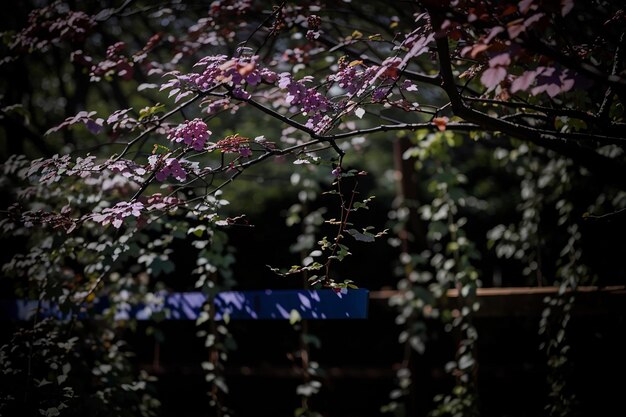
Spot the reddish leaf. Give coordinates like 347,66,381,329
433,117,448,131
469,43,489,59
501,5,518,16
237,62,255,77
448,29,463,41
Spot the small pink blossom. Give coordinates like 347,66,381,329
238,147,252,157
165,54,267,95
168,118,211,151
154,158,187,182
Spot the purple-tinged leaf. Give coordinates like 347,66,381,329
347,229,375,243
137,83,158,91
484,26,505,44
481,67,507,89
106,108,132,125
85,119,103,134
518,0,534,14
524,13,544,27
561,0,574,16
489,54,511,67
174,90,192,103
402,80,418,91
511,70,537,93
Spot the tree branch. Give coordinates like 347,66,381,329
328,122,478,140
113,93,202,161
433,32,626,189
598,32,626,120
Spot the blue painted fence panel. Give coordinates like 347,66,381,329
0,289,369,321
215,289,369,320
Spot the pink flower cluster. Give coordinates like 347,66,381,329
148,156,187,182
163,55,278,100
162,54,340,132
278,74,329,114
105,159,148,182
92,202,144,229
277,73,332,131
330,64,364,95
168,119,211,151
329,57,416,104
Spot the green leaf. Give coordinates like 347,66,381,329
335,244,352,260
305,262,323,271
151,144,170,155
346,228,375,242
139,103,165,121
302,334,322,349
318,237,332,250
1,103,30,124
150,257,175,276
188,225,206,237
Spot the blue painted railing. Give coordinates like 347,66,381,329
0,289,369,321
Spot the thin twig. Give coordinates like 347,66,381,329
113,93,202,162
